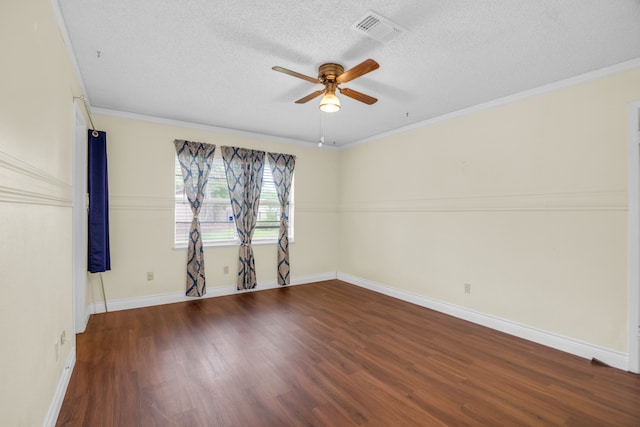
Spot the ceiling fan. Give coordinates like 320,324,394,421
272,59,380,112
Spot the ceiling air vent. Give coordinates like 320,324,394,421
352,11,406,44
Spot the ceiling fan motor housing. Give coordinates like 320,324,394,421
318,63,344,83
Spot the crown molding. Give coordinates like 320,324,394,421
52,0,639,152
51,0,91,104
89,107,339,151
92,57,640,152
342,57,640,150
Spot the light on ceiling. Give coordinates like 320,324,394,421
319,91,341,113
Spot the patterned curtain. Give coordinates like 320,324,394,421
174,140,216,297
267,152,296,286
221,146,265,290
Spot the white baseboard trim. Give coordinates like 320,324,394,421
83,304,91,330
74,304,92,334
43,347,76,427
91,272,337,314
86,270,628,370
337,272,629,371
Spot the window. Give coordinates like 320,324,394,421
175,155,294,246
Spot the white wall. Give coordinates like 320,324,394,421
0,0,81,424
89,114,338,302
338,68,640,353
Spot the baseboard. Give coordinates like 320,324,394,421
86,270,628,370
337,272,629,371
83,304,91,330
91,272,337,313
42,347,76,427
74,303,92,334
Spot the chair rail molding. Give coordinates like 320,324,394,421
0,149,72,206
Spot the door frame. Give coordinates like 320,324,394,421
628,100,640,374
73,100,89,333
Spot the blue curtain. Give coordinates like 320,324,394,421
174,140,216,297
87,130,111,273
267,152,296,286
221,146,265,290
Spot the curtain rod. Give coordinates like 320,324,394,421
73,95,99,137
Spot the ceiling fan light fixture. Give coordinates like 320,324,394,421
319,92,341,112
273,59,378,111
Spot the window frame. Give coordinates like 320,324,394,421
174,154,294,248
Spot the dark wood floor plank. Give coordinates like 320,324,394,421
57,280,640,426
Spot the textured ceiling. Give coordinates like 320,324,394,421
57,0,640,146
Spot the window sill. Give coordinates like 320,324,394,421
173,238,295,250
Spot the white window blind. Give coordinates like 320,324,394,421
175,155,294,246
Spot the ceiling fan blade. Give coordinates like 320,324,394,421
336,59,380,84
339,88,378,105
272,66,321,84
295,90,325,104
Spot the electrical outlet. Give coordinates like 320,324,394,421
147,271,154,281
223,266,229,275
464,283,471,294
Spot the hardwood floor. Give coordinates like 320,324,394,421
56,280,640,426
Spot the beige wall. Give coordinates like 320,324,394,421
91,115,338,301
0,0,81,425
338,69,640,352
